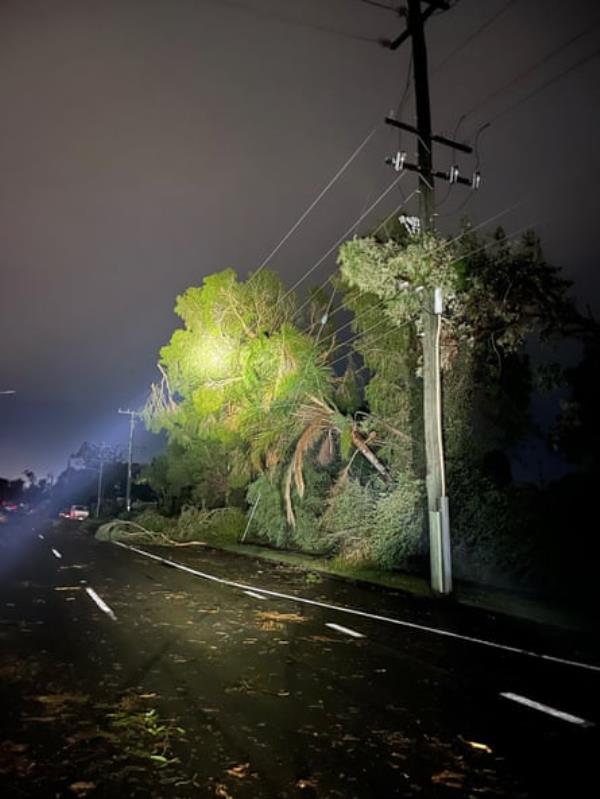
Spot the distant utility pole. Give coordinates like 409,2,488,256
95,458,104,519
118,409,139,513
381,0,481,595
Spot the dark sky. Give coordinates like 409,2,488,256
1,0,599,480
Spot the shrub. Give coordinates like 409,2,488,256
321,475,425,570
246,473,289,548
372,475,425,569
246,465,333,553
95,506,245,546
321,478,376,564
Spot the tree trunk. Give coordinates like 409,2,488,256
351,428,389,481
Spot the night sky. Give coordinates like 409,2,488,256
1,0,598,480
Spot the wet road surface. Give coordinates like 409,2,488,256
1,516,598,798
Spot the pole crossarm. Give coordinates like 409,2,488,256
385,155,478,187
384,116,473,154
381,0,445,50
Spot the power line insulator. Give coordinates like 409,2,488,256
392,150,407,171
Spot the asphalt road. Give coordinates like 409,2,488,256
1,516,598,798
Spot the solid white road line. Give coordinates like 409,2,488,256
326,622,365,639
51,548,62,559
244,590,267,601
85,587,117,621
500,692,595,727
112,541,600,674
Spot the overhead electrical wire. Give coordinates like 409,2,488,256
271,211,540,425
324,218,537,371
289,177,418,323
252,126,379,279
432,0,518,75
202,0,380,43
461,17,600,123
293,186,421,325
358,0,402,13
486,46,600,126
266,202,538,425
281,171,408,301
312,197,525,359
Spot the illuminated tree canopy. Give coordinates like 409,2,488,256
143,269,334,502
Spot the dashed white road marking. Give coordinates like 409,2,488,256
326,622,365,639
112,541,600,674
500,692,595,727
38,533,45,540
244,590,267,601
85,587,117,621
51,548,62,559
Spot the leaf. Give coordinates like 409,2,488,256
296,778,318,789
69,782,97,796
431,769,464,788
226,761,251,779
463,738,493,754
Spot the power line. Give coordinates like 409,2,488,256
281,171,408,301
435,120,489,216
359,0,404,14
203,0,380,43
432,0,517,74
487,46,600,126
325,217,537,370
462,18,600,123
315,197,524,353
293,186,421,324
252,127,379,279
260,206,536,442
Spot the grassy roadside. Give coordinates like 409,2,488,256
213,542,596,632
94,514,596,634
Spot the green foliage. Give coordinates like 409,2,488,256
339,233,460,326
144,268,334,506
372,476,425,568
321,478,375,564
246,472,290,548
137,222,582,596
246,463,333,553
334,361,361,414
321,476,425,570
105,695,185,769
96,506,244,546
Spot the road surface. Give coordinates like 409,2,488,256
1,515,598,797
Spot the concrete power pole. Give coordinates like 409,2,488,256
381,1,481,594
118,409,139,513
407,0,451,595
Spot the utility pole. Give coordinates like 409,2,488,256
95,459,104,519
118,409,139,513
407,0,451,595
379,1,481,594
